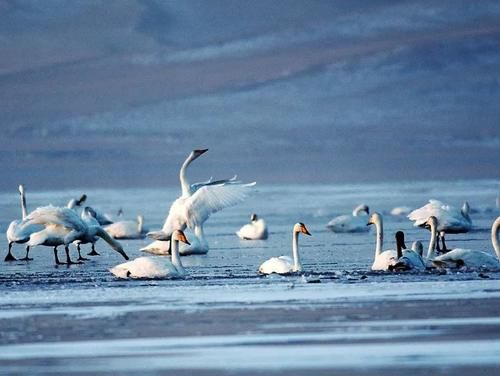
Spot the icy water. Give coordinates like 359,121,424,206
1,180,500,375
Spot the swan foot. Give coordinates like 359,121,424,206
19,256,33,261
77,256,89,261
88,244,100,256
4,252,17,262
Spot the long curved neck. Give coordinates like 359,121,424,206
179,154,195,197
20,189,28,219
171,238,186,275
426,222,438,259
137,216,144,233
492,218,500,259
292,231,302,272
374,218,383,257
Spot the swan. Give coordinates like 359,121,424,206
5,185,43,261
236,213,269,240
110,230,190,279
104,215,147,239
66,194,87,210
258,222,311,275
326,204,370,233
142,148,255,255
390,231,426,271
366,212,398,271
432,217,500,270
24,206,128,265
408,199,472,252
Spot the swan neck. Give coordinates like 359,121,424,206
492,218,500,259
179,154,194,196
20,188,28,219
171,238,185,275
426,222,437,259
396,241,403,259
374,218,383,257
292,230,302,272
137,216,144,233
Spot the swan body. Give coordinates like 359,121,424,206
326,204,369,233
408,200,472,233
390,206,412,216
258,223,310,275
391,231,426,271
432,217,500,269
367,212,397,271
236,213,268,240
110,230,189,279
143,149,255,255
105,215,147,239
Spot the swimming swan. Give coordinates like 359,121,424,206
432,217,500,270
142,149,255,255
408,200,472,252
236,213,268,240
390,231,426,271
366,212,398,271
326,204,370,233
24,206,128,265
110,230,190,279
258,222,311,275
104,215,147,239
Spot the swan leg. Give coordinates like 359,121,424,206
441,233,449,253
436,234,442,254
87,243,100,256
65,246,82,265
53,247,65,265
19,246,33,261
4,242,17,262
76,244,89,261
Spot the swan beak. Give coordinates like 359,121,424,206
77,194,87,206
301,225,312,236
178,232,190,245
194,148,208,156
115,247,129,260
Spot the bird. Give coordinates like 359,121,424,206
236,213,268,240
5,185,42,261
432,217,500,270
104,214,147,239
110,230,190,279
142,148,255,255
390,206,412,216
408,199,472,253
258,222,311,275
390,231,426,271
366,212,398,271
23,206,128,265
326,204,370,233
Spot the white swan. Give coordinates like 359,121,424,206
24,206,128,265
432,217,500,269
326,204,369,233
110,230,190,279
66,194,87,210
391,231,426,271
366,212,398,271
5,185,42,261
408,199,472,252
236,213,269,240
258,222,311,275
142,149,255,255
104,215,147,239
390,206,412,216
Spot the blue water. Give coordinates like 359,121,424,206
0,180,499,374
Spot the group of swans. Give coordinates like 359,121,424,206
142,149,255,256
4,185,129,264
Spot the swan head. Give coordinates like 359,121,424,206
191,148,208,161
294,222,311,236
18,184,25,195
461,201,470,217
250,213,258,222
172,230,190,245
352,204,369,216
424,216,438,230
76,194,87,206
367,212,382,226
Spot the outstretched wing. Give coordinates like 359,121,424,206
185,181,256,229
25,205,86,232
190,175,239,194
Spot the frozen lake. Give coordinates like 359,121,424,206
1,180,499,375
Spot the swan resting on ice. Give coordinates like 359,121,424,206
236,213,268,240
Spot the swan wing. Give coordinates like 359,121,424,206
110,257,174,279
25,206,86,232
185,182,256,228
371,250,398,271
259,256,292,274
190,175,239,193
433,249,499,269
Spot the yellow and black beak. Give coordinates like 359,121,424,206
301,224,312,236
178,231,191,245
